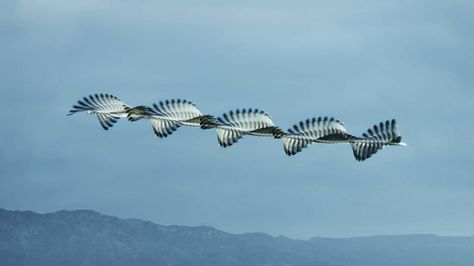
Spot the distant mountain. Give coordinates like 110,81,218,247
1,208,473,266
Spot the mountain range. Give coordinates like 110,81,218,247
1,208,473,266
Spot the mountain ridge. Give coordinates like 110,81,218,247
1,208,473,266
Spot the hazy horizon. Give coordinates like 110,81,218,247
3,207,474,240
1,0,473,239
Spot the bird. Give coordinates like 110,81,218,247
282,116,350,156
282,117,406,161
212,108,285,147
350,119,407,161
68,93,130,130
68,93,406,161
125,99,216,138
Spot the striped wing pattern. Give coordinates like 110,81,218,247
149,118,181,138
283,117,348,156
282,138,312,156
216,128,244,147
351,119,402,161
124,105,182,138
351,142,385,161
215,108,282,147
149,99,205,125
69,93,406,161
68,93,129,130
145,99,215,138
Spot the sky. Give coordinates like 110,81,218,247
0,0,473,239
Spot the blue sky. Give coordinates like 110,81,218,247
1,0,473,239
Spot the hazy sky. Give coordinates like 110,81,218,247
1,0,473,239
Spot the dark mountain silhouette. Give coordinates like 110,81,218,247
1,208,473,266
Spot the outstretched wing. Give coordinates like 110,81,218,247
351,119,404,161
215,108,282,147
287,116,348,139
68,93,130,130
216,128,244,147
283,117,348,156
134,99,214,138
217,108,275,130
149,118,181,138
282,137,313,156
351,142,385,161
150,99,202,123
361,119,401,143
149,99,214,128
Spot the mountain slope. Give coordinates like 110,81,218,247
1,208,473,266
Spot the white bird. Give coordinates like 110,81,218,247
125,99,215,138
212,108,285,147
68,93,406,161
282,117,406,161
350,119,407,161
282,116,349,155
68,93,130,130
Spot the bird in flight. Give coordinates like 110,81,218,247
67,93,130,130
212,108,285,147
125,99,215,138
282,117,407,161
68,93,406,161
